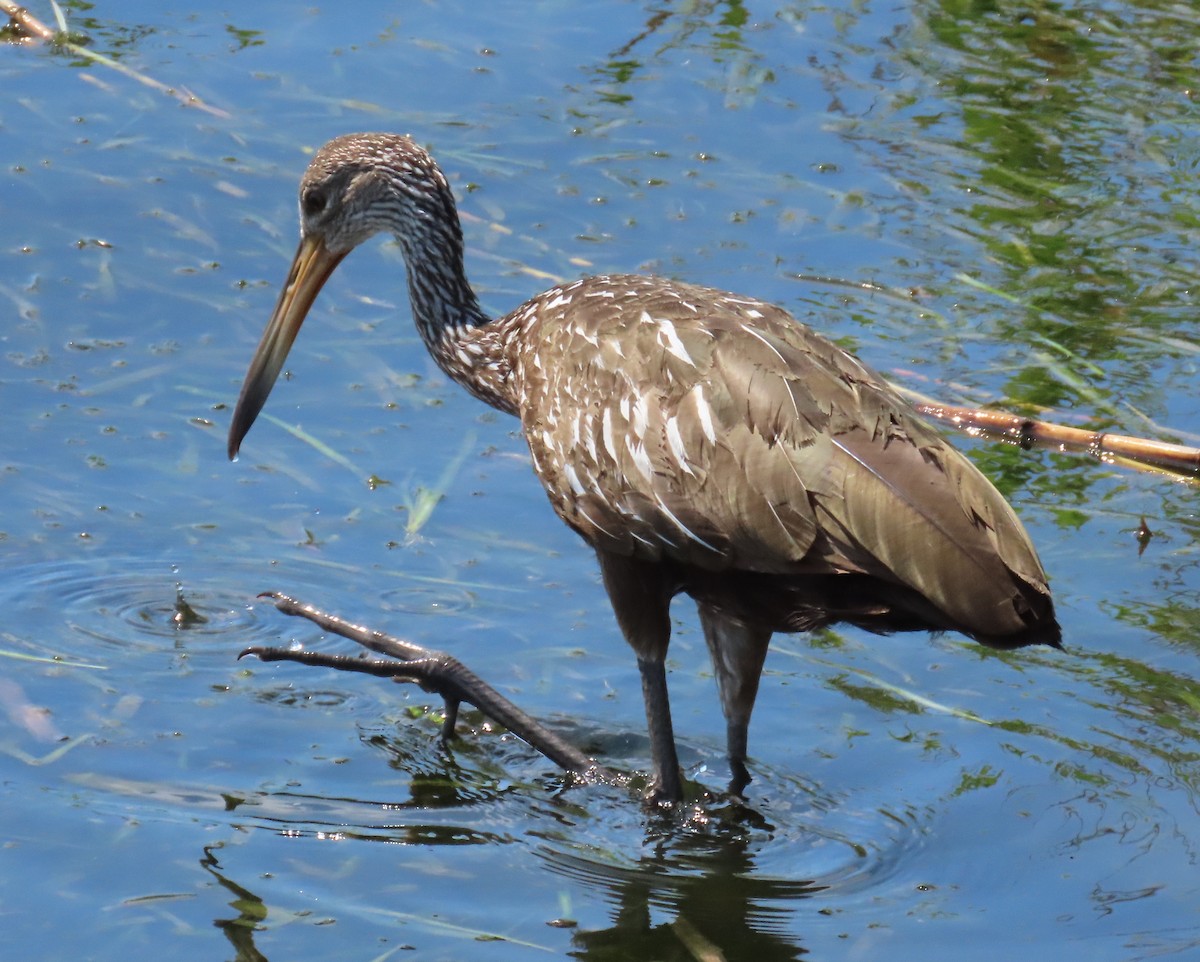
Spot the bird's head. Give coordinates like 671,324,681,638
227,133,457,460
296,133,455,256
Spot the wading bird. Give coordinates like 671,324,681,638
229,133,1059,803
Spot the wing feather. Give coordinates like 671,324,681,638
513,274,1050,635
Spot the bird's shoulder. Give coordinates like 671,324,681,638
508,273,897,432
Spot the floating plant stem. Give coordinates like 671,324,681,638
0,0,230,117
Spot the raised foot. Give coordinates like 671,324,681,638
240,591,607,782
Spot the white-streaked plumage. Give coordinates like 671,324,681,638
229,132,1060,802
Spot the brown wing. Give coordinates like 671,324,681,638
511,274,1050,637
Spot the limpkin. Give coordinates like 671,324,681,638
229,133,1060,803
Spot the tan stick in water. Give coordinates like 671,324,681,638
913,401,1200,479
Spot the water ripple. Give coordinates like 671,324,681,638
532,763,931,914
5,557,933,914
0,558,287,660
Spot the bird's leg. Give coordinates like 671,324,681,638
697,604,772,797
636,656,683,803
594,551,683,803
241,592,607,781
439,697,461,742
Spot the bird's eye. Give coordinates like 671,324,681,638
301,188,327,218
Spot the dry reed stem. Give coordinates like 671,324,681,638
916,402,1200,479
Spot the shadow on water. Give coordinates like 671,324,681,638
195,714,928,960
202,845,271,962
539,805,829,961
196,834,819,960
199,772,921,961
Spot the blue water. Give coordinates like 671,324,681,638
1,1,1197,959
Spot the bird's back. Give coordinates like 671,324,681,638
484,273,1057,647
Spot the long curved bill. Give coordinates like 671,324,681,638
227,234,347,460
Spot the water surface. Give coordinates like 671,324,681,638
1,1,1198,959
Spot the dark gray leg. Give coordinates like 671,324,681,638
697,604,772,796
595,550,683,803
